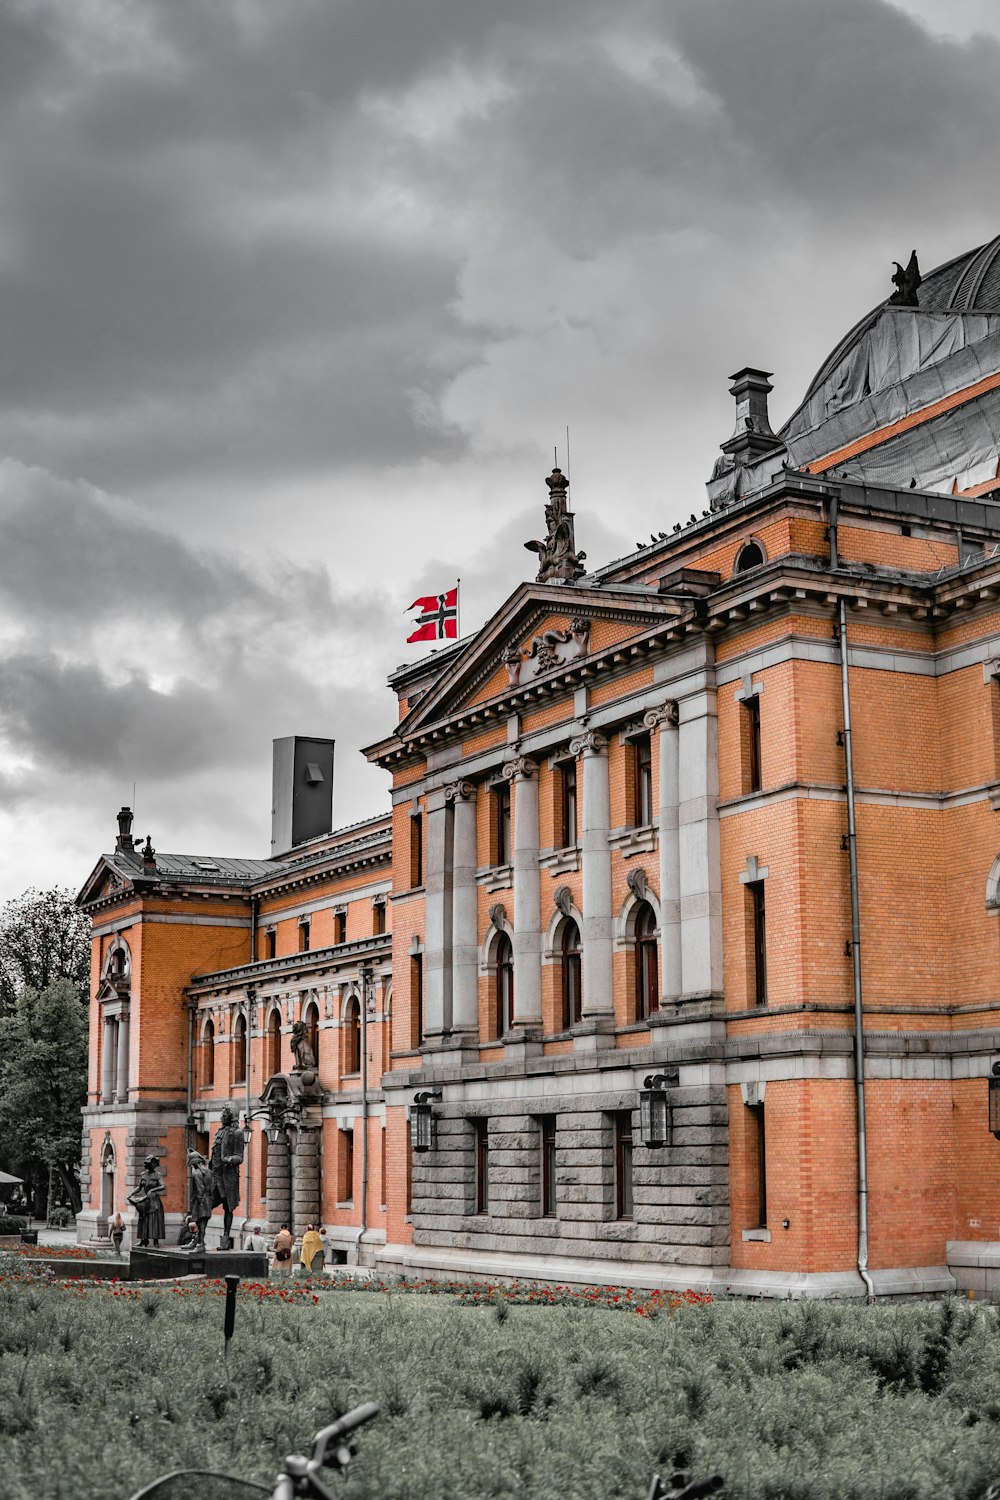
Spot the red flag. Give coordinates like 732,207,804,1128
407,586,458,643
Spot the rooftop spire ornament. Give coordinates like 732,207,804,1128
524,467,587,583
889,250,921,307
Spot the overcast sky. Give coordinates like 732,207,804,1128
2,0,1000,903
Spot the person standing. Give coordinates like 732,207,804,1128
299,1223,323,1276
110,1212,125,1255
271,1222,293,1276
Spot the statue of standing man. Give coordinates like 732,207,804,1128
209,1104,244,1250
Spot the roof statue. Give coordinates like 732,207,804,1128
524,467,587,583
889,250,921,307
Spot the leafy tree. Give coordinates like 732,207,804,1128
0,980,89,1212
0,887,90,1015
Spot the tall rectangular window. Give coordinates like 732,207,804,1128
381,1126,387,1209
373,900,386,936
341,1129,354,1203
265,928,276,961
747,1102,767,1228
410,811,423,888
743,696,762,794
631,732,653,826
539,1115,557,1217
410,953,423,1048
614,1112,634,1220
492,781,511,866
558,760,578,848
474,1119,489,1214
334,910,347,945
748,881,767,1007
298,919,310,953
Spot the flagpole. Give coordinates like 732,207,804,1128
456,578,461,639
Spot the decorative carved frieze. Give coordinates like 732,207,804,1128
643,700,679,730
569,729,607,756
505,617,590,686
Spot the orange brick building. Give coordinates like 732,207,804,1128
79,236,1000,1295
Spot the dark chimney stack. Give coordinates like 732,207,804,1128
116,806,135,853
141,835,157,875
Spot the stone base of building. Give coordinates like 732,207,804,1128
375,1242,958,1300
946,1241,1000,1297
128,1247,270,1281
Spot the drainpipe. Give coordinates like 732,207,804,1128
831,502,874,1303
359,965,372,1255
185,1000,196,1152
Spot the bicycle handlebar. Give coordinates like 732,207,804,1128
309,1403,380,1469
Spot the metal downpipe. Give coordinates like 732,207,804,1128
837,594,875,1303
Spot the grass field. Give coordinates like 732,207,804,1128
1,1265,999,1500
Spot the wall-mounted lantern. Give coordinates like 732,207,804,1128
990,1062,1000,1139
243,1098,297,1147
411,1089,443,1153
639,1068,680,1149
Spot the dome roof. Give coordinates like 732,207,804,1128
796,234,1000,413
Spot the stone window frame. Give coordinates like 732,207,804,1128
341,989,362,1076
101,934,132,985
231,1007,248,1088
542,899,584,1034
479,909,515,1042
734,536,767,575
739,1080,770,1242
614,877,662,1023
264,1003,283,1079
199,1013,216,1091
738,855,770,1009
985,852,1000,912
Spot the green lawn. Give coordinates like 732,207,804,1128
1,1267,998,1500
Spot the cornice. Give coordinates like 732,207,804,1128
188,932,392,994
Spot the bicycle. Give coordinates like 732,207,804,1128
127,1400,380,1500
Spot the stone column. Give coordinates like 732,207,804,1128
265,1130,292,1235
645,701,681,1005
678,688,723,998
504,755,542,1031
292,1117,322,1238
422,789,450,1044
570,729,614,1037
116,1008,130,1104
102,1015,116,1103
447,781,478,1039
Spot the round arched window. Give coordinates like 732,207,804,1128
495,933,514,1039
634,903,659,1021
560,920,582,1030
734,540,765,574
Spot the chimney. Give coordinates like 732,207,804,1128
115,806,135,854
141,835,157,875
271,736,335,858
720,368,784,462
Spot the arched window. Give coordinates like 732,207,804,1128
734,540,765,574
345,997,361,1074
265,1008,281,1079
634,903,659,1021
495,933,514,1039
201,1018,215,1089
303,1001,320,1069
560,920,583,1030
232,1012,247,1086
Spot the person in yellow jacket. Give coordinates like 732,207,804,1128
299,1223,324,1275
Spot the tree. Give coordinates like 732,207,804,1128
0,980,88,1211
0,887,90,1015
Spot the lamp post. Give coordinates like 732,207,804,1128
411,1089,442,1153
639,1069,679,1149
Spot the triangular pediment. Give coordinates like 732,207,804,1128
77,856,135,909
398,580,680,738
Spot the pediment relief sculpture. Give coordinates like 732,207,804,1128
505,616,590,687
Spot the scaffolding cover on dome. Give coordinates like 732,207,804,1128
782,308,1000,469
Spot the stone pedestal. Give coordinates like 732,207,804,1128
128,1247,269,1280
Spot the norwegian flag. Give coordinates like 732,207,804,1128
407,585,459,643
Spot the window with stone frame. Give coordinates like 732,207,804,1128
473,1118,489,1214
627,731,654,827
494,931,514,1039
372,898,386,936
298,918,311,953
259,1128,269,1199
200,1018,215,1089
232,1011,247,1087
265,1007,282,1078
490,779,512,867
633,901,659,1021
302,1000,319,1067
410,809,424,888
613,1111,634,1220
741,694,763,794
264,928,276,960
381,1125,387,1209
745,1101,767,1229
410,952,423,1048
539,1114,557,1217
334,909,347,945
339,1128,354,1203
746,880,767,1007
554,757,578,848
560,918,583,1029
344,997,361,1074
